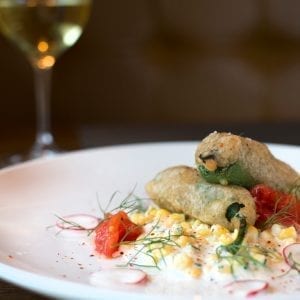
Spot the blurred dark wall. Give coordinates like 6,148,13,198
1,0,300,132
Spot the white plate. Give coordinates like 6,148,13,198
0,142,299,300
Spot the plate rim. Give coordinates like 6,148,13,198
1,140,299,175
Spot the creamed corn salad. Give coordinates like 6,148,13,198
123,206,299,278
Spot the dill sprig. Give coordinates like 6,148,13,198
97,188,149,218
216,244,278,277
260,193,297,230
119,220,186,270
54,214,89,230
51,214,97,236
255,244,281,261
118,220,163,269
53,188,149,235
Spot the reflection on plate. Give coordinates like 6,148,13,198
0,142,299,300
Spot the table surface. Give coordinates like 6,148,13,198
0,122,299,299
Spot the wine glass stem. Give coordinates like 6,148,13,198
31,66,56,157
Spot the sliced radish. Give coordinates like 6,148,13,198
56,214,100,231
224,280,269,297
283,243,300,272
90,268,147,287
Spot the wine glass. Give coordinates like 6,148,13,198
0,0,92,164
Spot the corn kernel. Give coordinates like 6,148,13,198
165,213,185,227
173,253,194,269
129,213,148,225
250,252,266,264
244,225,259,243
148,242,163,251
188,267,202,278
156,208,171,219
176,235,191,247
129,212,139,224
191,219,202,229
170,223,183,236
195,224,210,237
260,230,273,241
271,224,283,237
151,249,162,262
180,222,192,234
218,262,232,274
146,207,158,217
161,245,175,256
219,234,235,245
278,226,297,240
211,224,229,237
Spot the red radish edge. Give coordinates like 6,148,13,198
224,280,269,297
283,243,300,270
118,269,148,284
56,214,100,231
90,268,147,285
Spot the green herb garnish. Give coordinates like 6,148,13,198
216,244,276,276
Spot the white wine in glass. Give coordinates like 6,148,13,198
0,0,92,163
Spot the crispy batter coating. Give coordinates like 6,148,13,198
195,132,299,192
146,165,256,230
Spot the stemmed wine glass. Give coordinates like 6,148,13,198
0,0,92,164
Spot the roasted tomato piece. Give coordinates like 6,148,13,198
95,211,143,258
250,184,300,228
117,211,143,241
94,216,120,257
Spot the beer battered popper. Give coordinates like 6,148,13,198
195,132,299,193
146,165,256,231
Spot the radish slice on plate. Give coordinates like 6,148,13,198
56,214,100,231
283,243,300,272
90,268,147,287
224,280,269,297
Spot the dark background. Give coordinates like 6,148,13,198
0,0,300,153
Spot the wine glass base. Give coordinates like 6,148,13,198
29,146,61,160
0,148,62,169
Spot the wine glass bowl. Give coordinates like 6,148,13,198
0,0,92,163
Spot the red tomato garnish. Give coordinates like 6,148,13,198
95,211,143,258
250,184,300,228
